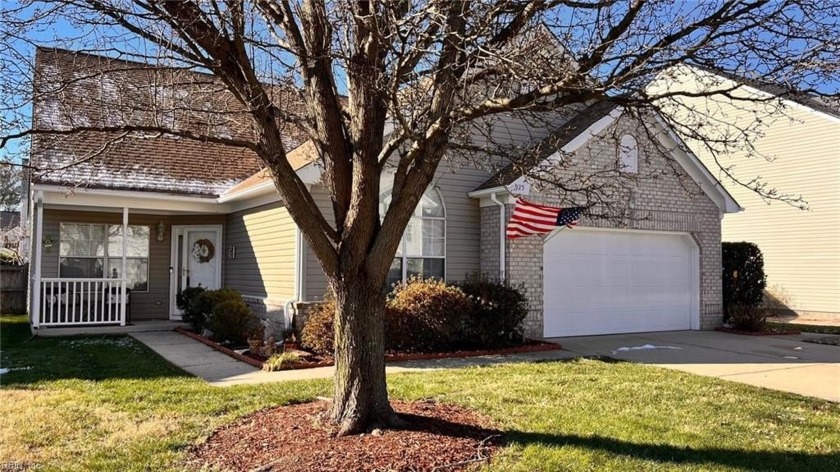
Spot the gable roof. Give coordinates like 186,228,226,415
474,100,620,191
221,141,318,199
689,64,840,120
470,100,741,214
31,48,308,197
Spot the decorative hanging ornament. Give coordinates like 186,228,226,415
191,239,215,263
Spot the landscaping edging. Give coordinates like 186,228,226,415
174,326,563,370
714,327,801,336
175,327,264,369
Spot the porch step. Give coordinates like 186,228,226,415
35,320,187,337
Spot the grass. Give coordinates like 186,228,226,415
2,314,839,471
767,321,840,335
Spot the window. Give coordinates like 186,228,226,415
619,134,639,173
380,179,446,287
59,223,150,291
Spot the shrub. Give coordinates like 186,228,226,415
722,242,767,321
728,303,767,332
175,286,208,332
209,298,255,345
457,276,528,347
386,278,472,352
300,298,335,356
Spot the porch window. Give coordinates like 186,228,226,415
59,223,150,291
379,180,446,288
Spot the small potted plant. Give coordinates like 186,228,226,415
246,323,266,357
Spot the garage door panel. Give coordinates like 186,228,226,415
543,229,694,337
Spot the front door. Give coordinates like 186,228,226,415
170,225,223,320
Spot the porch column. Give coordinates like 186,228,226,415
31,193,43,328
120,207,128,326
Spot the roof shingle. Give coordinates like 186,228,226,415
31,48,308,196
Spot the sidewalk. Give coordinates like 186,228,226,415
131,330,576,387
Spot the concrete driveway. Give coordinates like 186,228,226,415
547,330,840,402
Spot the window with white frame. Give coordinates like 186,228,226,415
619,134,639,173
59,223,150,291
379,179,446,287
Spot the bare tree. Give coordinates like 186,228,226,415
1,1,837,435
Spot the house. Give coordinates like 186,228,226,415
25,48,740,339
651,65,840,320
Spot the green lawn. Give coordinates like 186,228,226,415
1,314,839,471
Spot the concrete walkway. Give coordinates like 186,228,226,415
134,329,839,401
548,330,840,402
131,330,576,387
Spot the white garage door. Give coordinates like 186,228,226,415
543,229,695,337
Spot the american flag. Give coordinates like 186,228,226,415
506,198,585,239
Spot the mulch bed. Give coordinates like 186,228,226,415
714,327,801,336
185,400,503,472
175,326,563,371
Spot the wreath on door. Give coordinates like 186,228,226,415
191,239,215,264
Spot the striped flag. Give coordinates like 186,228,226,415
506,198,584,239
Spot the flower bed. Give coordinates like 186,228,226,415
175,326,563,371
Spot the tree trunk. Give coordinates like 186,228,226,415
331,272,397,436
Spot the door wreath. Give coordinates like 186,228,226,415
191,239,215,264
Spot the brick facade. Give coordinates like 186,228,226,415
481,115,724,338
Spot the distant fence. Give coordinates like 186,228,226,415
1,264,28,314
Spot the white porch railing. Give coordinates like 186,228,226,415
36,278,128,327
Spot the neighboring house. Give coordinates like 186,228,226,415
26,48,739,339
653,65,840,319
1,211,27,264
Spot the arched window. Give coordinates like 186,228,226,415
619,134,639,173
380,179,446,287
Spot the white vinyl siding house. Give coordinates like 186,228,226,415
654,65,840,317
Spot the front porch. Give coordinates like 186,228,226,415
29,185,229,330
35,319,188,337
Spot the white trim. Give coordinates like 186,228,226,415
32,184,223,203
169,226,180,320
120,208,128,326
283,226,306,329
490,192,506,281
220,165,321,203
31,193,44,329
229,192,283,212
168,224,224,320
218,180,276,203
36,185,230,214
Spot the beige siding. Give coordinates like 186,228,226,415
225,202,297,300
656,67,840,315
39,209,224,320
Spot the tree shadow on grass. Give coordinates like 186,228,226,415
391,411,839,472
503,430,839,471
